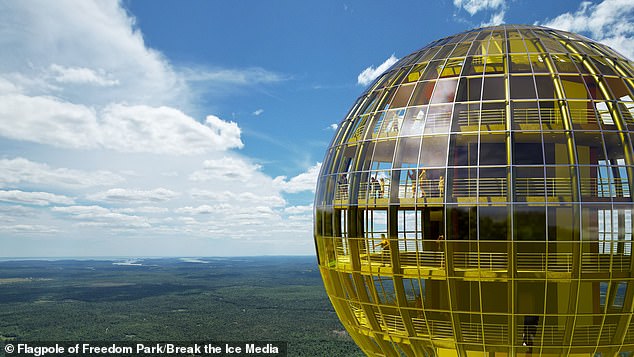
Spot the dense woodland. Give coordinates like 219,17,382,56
0,257,363,356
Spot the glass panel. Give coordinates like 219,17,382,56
548,205,576,241
583,76,606,100
480,102,506,130
569,100,599,129
515,166,545,201
479,167,508,198
603,133,628,161
482,76,505,100
508,39,527,53
509,54,532,73
543,133,572,165
449,133,478,166
561,75,590,99
439,59,464,78
424,104,452,134
455,77,482,102
535,75,557,99
514,205,547,240
606,77,631,99
479,206,509,240
595,101,615,126
401,106,426,136
538,101,565,130
447,205,477,239
419,135,449,167
529,54,550,73
546,166,575,200
514,133,544,165
450,42,471,58
394,137,420,168
421,60,443,80
464,56,485,75
452,102,480,132
430,78,458,104
390,84,415,108
479,133,507,165
574,131,607,165
448,168,477,201
511,75,537,99
484,55,505,74
405,62,428,83
410,81,436,106
512,101,541,130
553,54,579,73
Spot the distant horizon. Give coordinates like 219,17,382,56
0,255,317,261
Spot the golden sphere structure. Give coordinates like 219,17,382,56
314,25,634,356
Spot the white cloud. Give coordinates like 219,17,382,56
0,157,124,188
189,156,261,182
0,96,243,154
190,189,286,207
284,204,313,215
49,64,119,87
540,0,634,59
99,105,242,154
180,67,287,86
274,163,322,193
328,123,338,130
175,204,227,215
0,94,100,149
453,0,506,15
481,10,506,26
87,188,178,203
0,1,186,107
357,55,399,86
0,1,315,256
0,189,75,206
116,206,168,214
52,205,150,228
0,224,59,234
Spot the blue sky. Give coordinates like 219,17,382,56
0,0,633,257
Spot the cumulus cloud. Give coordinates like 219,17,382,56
453,0,506,15
0,1,185,107
0,224,59,234
0,189,75,206
175,205,226,215
87,188,178,203
116,206,169,214
0,94,100,149
189,156,262,182
98,105,243,154
284,204,313,214
328,123,338,131
0,1,313,255
0,157,124,188
0,96,243,154
540,0,634,59
357,55,399,86
52,205,150,228
190,189,286,207
453,0,506,26
481,10,506,26
0,94,243,155
49,64,119,87
274,163,322,193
